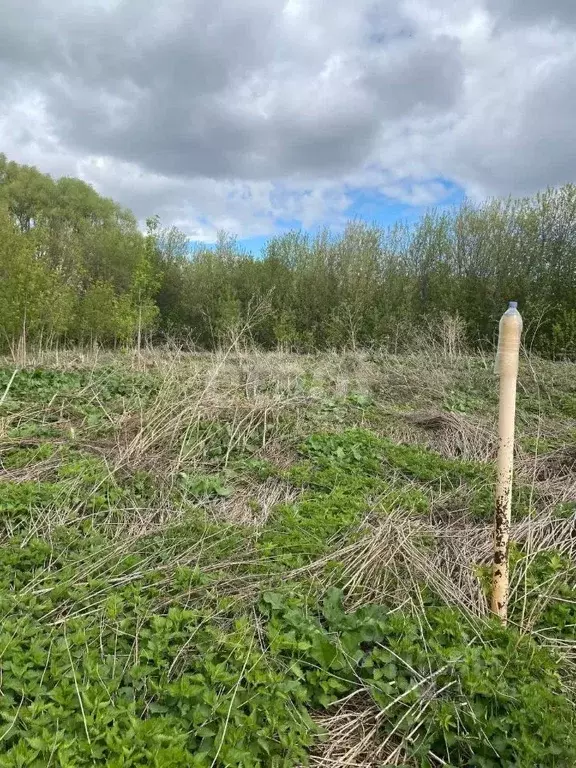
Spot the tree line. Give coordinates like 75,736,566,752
1,153,576,357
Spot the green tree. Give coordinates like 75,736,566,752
0,206,73,353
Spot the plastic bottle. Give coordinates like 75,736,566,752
495,301,523,375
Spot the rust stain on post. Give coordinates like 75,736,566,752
491,302,522,623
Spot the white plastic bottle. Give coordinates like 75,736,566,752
495,302,523,375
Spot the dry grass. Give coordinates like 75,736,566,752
2,345,575,609
403,410,497,463
212,478,297,526
311,681,455,768
311,697,415,767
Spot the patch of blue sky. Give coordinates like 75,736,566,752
190,178,465,255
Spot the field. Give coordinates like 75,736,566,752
0,346,575,767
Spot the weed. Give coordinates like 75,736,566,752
0,352,575,766
263,588,576,766
178,472,233,501
1,442,56,469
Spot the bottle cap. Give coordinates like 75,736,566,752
508,301,518,309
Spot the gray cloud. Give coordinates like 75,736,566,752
489,0,576,26
456,60,576,196
1,0,576,238
29,1,461,182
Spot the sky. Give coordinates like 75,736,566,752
1,0,575,251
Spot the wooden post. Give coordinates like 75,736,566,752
492,301,522,622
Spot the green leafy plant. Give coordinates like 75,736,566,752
262,588,576,767
178,472,233,500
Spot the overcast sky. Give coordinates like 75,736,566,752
1,0,575,243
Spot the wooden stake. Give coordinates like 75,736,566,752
492,301,522,622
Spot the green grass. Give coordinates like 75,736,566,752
0,351,575,766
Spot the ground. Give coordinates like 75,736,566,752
0,347,575,767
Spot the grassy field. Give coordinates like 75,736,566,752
0,346,575,767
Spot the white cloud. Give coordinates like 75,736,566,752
1,0,576,238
